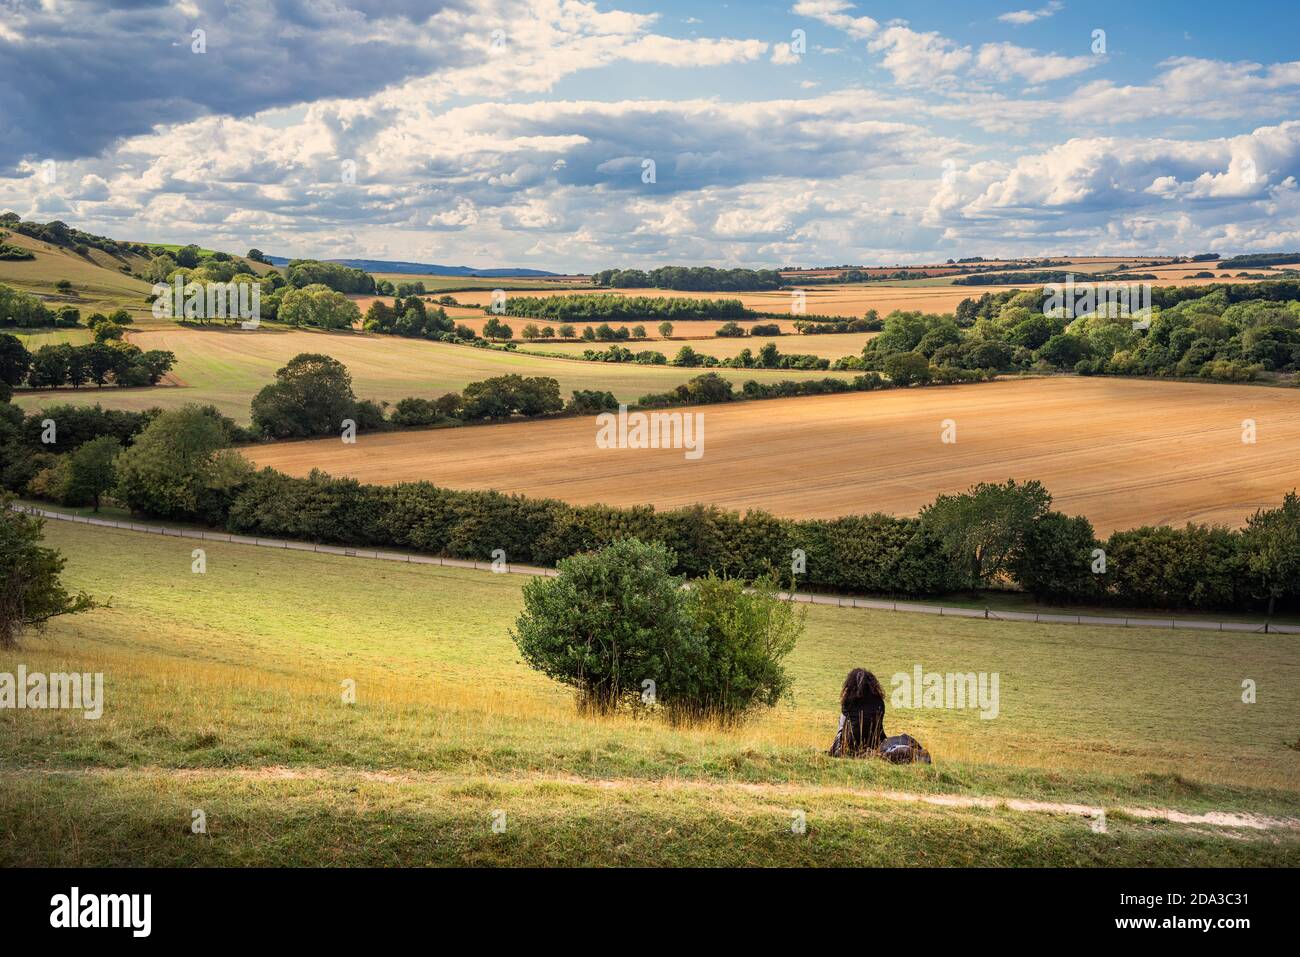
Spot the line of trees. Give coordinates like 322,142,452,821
592,266,782,291
1,333,176,393
494,293,752,323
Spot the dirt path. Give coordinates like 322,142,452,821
8,766,1297,835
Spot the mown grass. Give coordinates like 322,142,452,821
1,522,1297,865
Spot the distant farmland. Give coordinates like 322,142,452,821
448,283,1028,320
10,325,855,422
244,377,1300,534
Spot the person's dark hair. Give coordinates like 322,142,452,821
841,667,884,710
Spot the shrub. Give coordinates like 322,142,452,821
566,389,618,414
671,573,802,724
1104,524,1245,610
1012,511,1103,603
511,539,695,713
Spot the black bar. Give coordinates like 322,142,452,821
0,868,1284,942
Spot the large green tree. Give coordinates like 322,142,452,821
64,435,121,511
250,353,357,438
920,479,1053,590
114,405,251,520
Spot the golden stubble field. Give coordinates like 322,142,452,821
244,377,1300,534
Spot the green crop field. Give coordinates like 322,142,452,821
1,521,1296,867
9,325,856,422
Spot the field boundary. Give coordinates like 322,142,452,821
16,504,1300,635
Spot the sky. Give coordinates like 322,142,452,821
2,0,1299,270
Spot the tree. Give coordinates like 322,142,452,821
174,244,203,268
246,249,269,264
27,345,68,387
482,317,513,340
93,321,125,343
83,342,118,386
0,500,95,649
64,435,120,511
883,350,930,386
460,375,562,421
0,333,31,389
920,479,1053,590
251,353,357,439
277,285,361,330
658,321,673,339
1037,333,1090,369
511,539,695,713
1243,491,1300,615
1012,510,1102,603
114,405,252,520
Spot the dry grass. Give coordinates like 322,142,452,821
244,376,1300,534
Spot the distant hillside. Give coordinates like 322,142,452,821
264,256,558,277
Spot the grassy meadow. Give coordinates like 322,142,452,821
0,230,155,320
1,521,1297,866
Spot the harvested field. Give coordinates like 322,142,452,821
525,329,877,360
244,377,1300,534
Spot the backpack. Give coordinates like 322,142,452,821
879,733,932,764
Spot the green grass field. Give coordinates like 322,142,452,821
10,328,96,349
10,325,857,422
1,521,1296,866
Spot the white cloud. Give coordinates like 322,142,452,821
974,42,1098,84
998,2,1065,26
791,1,879,42
868,26,972,87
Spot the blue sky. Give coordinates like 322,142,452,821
2,0,1299,270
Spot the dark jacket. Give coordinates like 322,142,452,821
829,693,887,757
